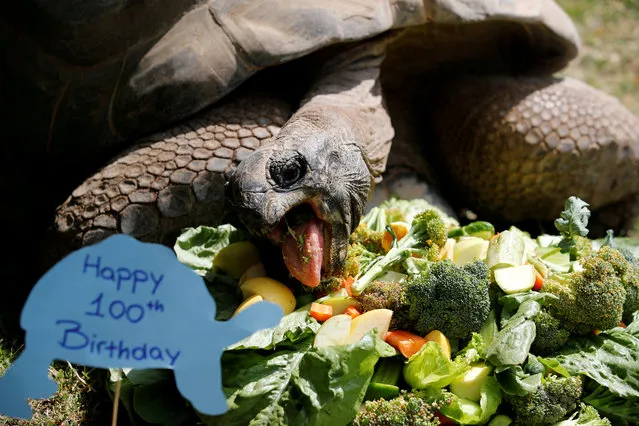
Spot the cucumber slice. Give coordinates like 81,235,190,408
364,382,400,401
494,264,536,294
465,221,495,240
485,230,526,270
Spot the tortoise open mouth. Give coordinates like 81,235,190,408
266,201,334,288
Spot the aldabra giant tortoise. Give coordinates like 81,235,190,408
2,0,639,290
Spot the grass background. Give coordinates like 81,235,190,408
1,1,638,424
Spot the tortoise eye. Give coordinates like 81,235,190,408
269,151,307,188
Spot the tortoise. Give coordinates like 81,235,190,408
2,0,639,292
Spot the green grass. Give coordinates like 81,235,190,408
558,0,639,116
2,2,639,424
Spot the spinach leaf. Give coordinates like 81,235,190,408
548,326,639,398
583,385,639,423
485,299,540,367
202,332,395,425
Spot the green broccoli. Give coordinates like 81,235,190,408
553,403,611,426
542,249,627,333
505,374,583,426
353,390,443,426
358,280,412,330
405,259,491,340
343,243,380,279
530,308,571,356
351,223,385,254
595,245,639,323
351,210,448,295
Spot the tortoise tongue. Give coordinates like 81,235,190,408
282,217,324,288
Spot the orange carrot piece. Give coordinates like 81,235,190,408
342,276,354,297
385,330,427,358
620,321,627,328
344,305,361,318
533,270,545,291
310,302,333,322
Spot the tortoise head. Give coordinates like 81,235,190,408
226,109,372,287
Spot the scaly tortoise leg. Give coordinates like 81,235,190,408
425,75,639,232
43,92,292,268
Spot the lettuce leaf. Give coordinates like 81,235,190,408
403,334,482,389
201,332,395,425
425,376,502,425
174,225,248,276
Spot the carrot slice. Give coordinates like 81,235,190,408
533,270,545,291
344,305,361,318
385,330,427,358
310,302,333,322
342,276,355,297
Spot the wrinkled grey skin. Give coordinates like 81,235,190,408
227,110,372,276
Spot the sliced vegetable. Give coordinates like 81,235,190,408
453,237,490,266
485,230,526,270
214,240,262,278
313,314,352,347
533,270,544,291
493,264,537,294
347,309,393,344
385,330,427,358
424,330,452,360
310,302,333,322
239,263,267,286
382,221,410,252
449,363,494,402
232,294,264,317
240,277,297,314
344,305,361,318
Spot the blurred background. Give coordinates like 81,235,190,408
559,0,639,116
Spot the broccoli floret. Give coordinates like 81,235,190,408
554,403,611,426
570,236,596,261
351,223,385,254
353,390,442,426
595,245,639,323
406,259,491,340
506,375,583,426
530,308,571,355
358,280,411,330
351,210,448,295
344,243,380,279
542,250,627,333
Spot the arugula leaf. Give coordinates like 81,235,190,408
202,332,395,426
554,196,591,239
554,196,590,255
226,306,320,350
